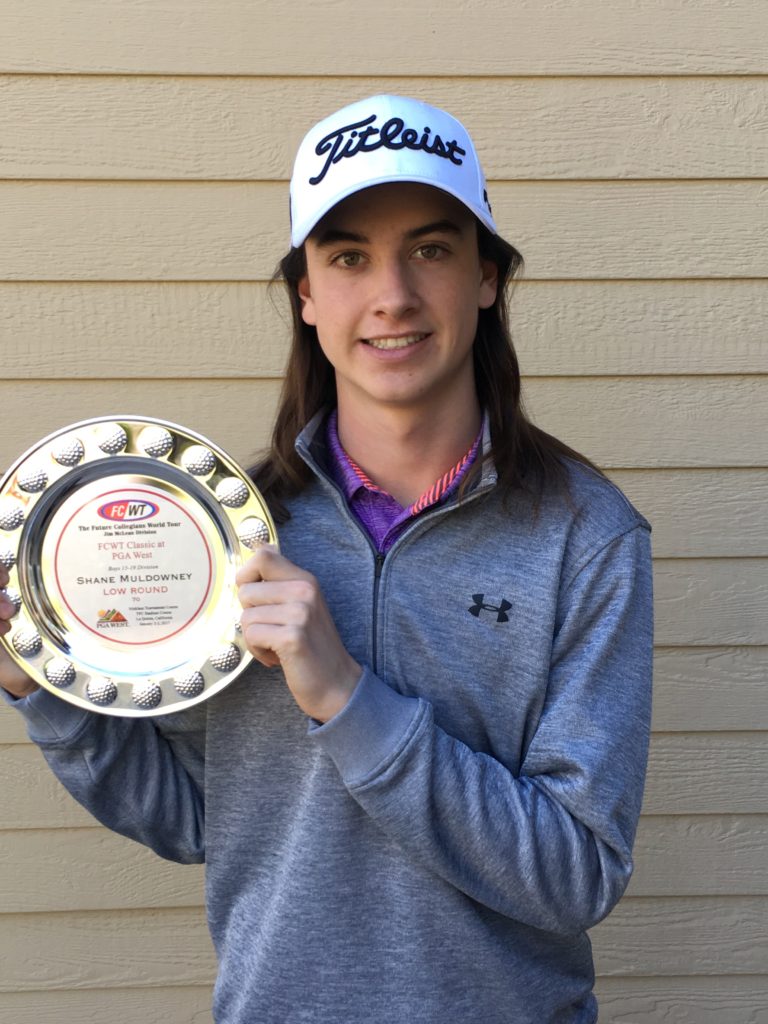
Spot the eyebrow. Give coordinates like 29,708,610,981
407,219,464,240
313,218,465,248
313,228,368,247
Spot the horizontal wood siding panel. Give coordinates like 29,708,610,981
650,647,768,732
525,377,768,469
513,281,768,376
2,1,767,75
591,896,768,976
2,379,766,472
3,182,768,280
1,907,216,991
652,559,768,646
0,744,98,827
594,976,768,1022
3,646,765,743
608,470,768,558
4,281,768,378
2,813,766,912
0,828,205,911
0,988,213,1024
0,282,291,379
2,898,765,990
628,815,768,896
4,76,768,181
644,733,768,814
0,709,24,742
1,731,764,828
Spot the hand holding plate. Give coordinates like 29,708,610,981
237,547,362,723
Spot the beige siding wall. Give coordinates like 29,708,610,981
1,2,767,1020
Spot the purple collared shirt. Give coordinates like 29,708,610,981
325,410,482,554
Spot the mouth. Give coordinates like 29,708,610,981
363,332,429,350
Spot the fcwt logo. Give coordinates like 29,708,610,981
468,593,512,623
98,499,159,522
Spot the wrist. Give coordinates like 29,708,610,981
308,658,363,724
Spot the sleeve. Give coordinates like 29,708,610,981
310,523,653,935
3,686,206,864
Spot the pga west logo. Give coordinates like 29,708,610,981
98,499,160,523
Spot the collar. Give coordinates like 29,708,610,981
296,408,498,498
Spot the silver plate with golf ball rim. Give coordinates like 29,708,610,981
0,416,277,716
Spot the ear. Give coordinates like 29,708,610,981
478,258,498,310
297,275,317,326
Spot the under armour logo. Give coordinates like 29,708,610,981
468,594,512,623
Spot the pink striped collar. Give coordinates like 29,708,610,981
326,409,482,516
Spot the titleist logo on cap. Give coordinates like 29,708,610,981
289,95,498,246
309,114,467,186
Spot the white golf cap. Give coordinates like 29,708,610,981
289,95,497,248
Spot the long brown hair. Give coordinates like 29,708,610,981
251,221,603,520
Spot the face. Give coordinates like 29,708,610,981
298,183,498,421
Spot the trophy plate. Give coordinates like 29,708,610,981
0,416,277,716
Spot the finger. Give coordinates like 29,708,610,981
0,565,9,588
241,620,291,660
249,645,282,669
240,619,283,668
236,547,313,587
240,600,310,630
235,557,263,588
238,578,315,610
0,593,17,622
236,545,279,587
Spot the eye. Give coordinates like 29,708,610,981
413,243,445,261
331,251,364,268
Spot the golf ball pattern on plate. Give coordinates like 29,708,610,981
174,670,205,698
17,467,48,493
45,658,77,688
87,679,118,706
12,628,43,657
238,517,270,549
181,445,216,476
52,438,85,467
139,427,174,459
132,682,164,709
210,644,241,672
97,424,128,455
216,478,249,508
0,500,24,531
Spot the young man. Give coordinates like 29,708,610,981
0,96,653,1022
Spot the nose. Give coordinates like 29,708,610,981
371,257,420,321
